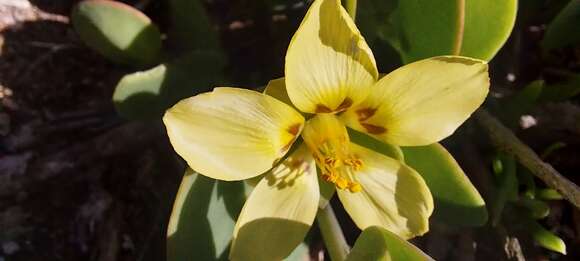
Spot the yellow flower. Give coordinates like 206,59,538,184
163,0,489,260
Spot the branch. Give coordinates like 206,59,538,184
475,109,580,209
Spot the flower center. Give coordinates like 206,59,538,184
301,114,364,193
313,140,363,193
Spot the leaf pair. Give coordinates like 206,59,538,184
72,0,226,120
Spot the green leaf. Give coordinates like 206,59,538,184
166,169,247,261
285,243,311,261
71,0,161,66
346,226,434,261
167,169,310,261
542,0,580,50
537,188,564,200
348,128,404,162
401,143,488,226
167,0,222,52
359,0,517,63
490,153,518,225
527,219,567,255
518,196,550,219
539,74,580,102
501,80,544,128
113,52,224,120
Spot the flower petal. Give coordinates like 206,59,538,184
163,87,304,181
285,0,378,113
337,144,434,239
230,145,319,261
342,56,489,146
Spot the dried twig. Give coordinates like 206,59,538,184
475,109,580,209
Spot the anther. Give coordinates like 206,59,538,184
344,158,363,171
336,177,349,190
348,182,362,193
324,157,337,167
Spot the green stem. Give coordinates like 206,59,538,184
317,205,350,261
343,0,357,21
452,0,465,55
475,109,580,209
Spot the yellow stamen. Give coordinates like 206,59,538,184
336,177,349,189
348,182,362,193
315,142,364,193
301,114,364,193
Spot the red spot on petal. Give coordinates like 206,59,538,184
361,123,387,135
356,107,377,121
287,123,302,135
315,104,332,113
335,98,353,112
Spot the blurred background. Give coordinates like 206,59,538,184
0,0,579,260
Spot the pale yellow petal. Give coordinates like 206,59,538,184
163,87,304,181
337,144,434,239
285,0,378,113
230,145,319,261
342,56,489,146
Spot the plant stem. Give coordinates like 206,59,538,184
317,205,350,261
343,0,357,21
452,0,466,55
475,109,580,209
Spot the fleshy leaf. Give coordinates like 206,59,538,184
490,153,518,226
539,74,580,102
542,0,580,50
528,219,567,255
518,197,550,219
346,226,434,261
501,80,544,128
71,0,161,66
113,52,225,120
537,188,564,200
359,0,517,63
402,143,488,226
167,0,221,52
166,169,247,261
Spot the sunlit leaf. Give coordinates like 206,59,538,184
528,219,567,255
166,169,247,261
402,143,487,226
113,52,224,120
537,188,564,201
359,0,517,63
71,0,161,66
346,226,434,261
542,0,580,50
